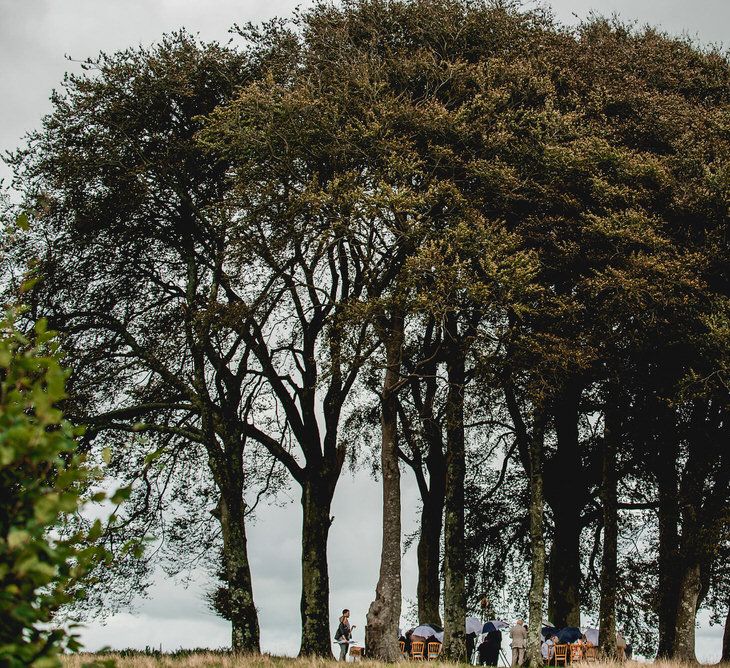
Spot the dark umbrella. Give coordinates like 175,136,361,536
482,620,508,634
542,626,560,639
557,627,583,643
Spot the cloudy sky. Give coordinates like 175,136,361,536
1,0,727,662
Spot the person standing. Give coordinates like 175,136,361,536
335,609,356,662
510,619,527,666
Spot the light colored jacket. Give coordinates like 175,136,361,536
510,624,527,648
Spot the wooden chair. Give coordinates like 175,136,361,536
584,646,598,662
570,644,584,662
350,646,363,662
552,644,569,666
411,641,425,661
400,641,408,659
427,642,441,661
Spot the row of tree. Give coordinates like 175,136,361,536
2,0,728,664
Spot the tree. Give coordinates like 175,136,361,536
7,33,269,652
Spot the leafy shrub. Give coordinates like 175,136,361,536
0,309,110,667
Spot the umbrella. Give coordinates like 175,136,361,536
581,627,599,645
466,617,483,635
413,624,442,639
541,626,560,640
557,627,583,644
482,620,509,633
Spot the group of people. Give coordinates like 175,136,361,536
335,608,630,664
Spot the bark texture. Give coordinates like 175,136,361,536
672,562,701,663
218,492,260,653
598,406,618,659
417,480,445,626
300,477,335,657
656,425,681,658
546,384,582,628
526,420,546,668
365,314,404,661
442,321,467,662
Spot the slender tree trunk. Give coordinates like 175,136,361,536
442,324,467,662
300,475,335,657
722,606,730,662
365,313,404,661
526,419,546,668
217,491,261,653
547,384,582,628
672,561,701,662
656,432,681,657
598,405,619,659
417,471,445,626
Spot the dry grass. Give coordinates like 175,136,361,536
61,656,729,668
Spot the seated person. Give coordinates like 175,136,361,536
541,635,558,663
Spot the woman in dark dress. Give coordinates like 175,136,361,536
478,630,502,666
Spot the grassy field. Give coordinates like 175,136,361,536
61,656,729,668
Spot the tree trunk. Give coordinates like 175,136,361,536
656,432,681,657
526,419,546,668
442,324,467,662
217,491,261,653
598,405,618,659
300,476,335,657
672,561,701,663
417,474,445,626
365,313,404,661
547,384,582,628
722,606,730,662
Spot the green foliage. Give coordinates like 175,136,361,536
0,309,108,667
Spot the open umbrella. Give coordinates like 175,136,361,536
541,626,560,640
413,624,442,639
557,627,583,644
482,620,509,633
466,617,483,635
581,627,599,645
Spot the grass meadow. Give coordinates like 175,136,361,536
61,655,730,668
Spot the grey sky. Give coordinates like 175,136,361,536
0,0,727,661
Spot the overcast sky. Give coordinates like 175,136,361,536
1,0,727,662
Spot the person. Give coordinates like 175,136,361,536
335,609,356,662
478,630,502,666
541,635,558,663
616,630,627,662
510,619,527,666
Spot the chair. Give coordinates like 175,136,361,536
552,644,569,666
584,646,597,662
570,644,584,662
350,646,363,662
427,642,442,660
411,641,425,661
400,641,408,659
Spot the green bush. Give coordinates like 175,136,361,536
0,309,109,668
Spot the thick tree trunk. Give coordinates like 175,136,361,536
722,606,730,662
672,562,701,663
217,491,261,653
526,420,546,668
417,488,444,626
300,476,334,657
365,314,404,661
442,327,467,662
656,435,681,657
547,384,582,628
598,406,618,659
